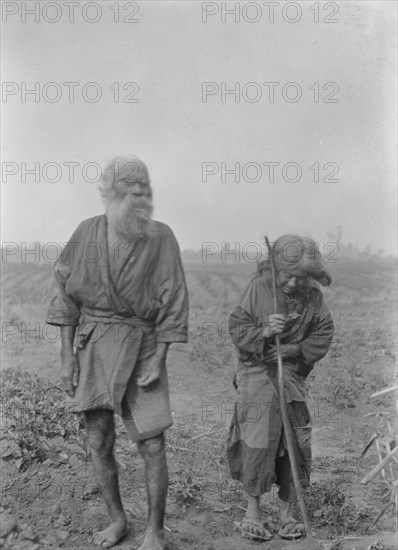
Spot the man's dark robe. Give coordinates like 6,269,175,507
46,215,189,438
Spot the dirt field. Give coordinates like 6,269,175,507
1,257,397,549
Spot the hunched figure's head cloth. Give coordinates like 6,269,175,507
257,234,332,286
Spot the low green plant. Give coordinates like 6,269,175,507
170,474,202,504
305,480,371,534
166,421,227,506
0,368,85,469
323,362,364,409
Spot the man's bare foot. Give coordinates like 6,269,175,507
93,519,129,548
137,528,165,550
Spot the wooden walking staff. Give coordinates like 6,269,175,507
264,237,318,547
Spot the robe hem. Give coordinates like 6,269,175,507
126,423,173,443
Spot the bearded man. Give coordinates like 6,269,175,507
46,155,189,550
227,235,334,542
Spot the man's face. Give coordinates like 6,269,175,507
118,180,151,199
103,176,154,240
277,269,309,295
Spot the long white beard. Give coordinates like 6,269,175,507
105,194,156,241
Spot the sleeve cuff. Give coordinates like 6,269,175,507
46,314,80,327
298,343,309,361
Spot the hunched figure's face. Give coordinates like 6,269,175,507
276,269,309,295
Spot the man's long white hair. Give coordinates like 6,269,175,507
98,155,156,240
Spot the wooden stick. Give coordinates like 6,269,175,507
265,237,318,547
360,447,398,485
371,385,398,398
385,439,397,480
375,437,387,482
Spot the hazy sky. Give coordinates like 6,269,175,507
2,1,397,255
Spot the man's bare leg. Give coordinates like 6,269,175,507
137,434,167,550
85,410,129,548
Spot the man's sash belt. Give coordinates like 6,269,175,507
79,310,155,330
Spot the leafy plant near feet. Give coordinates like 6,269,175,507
167,421,229,506
0,368,86,470
360,402,397,529
305,480,372,534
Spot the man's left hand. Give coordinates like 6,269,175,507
263,344,300,365
136,343,169,391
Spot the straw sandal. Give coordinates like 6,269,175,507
278,516,305,540
233,517,273,542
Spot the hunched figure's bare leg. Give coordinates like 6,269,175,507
84,410,129,548
136,433,167,550
279,483,305,538
246,494,261,523
238,494,272,540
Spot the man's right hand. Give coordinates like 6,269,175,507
262,314,287,338
61,353,80,397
